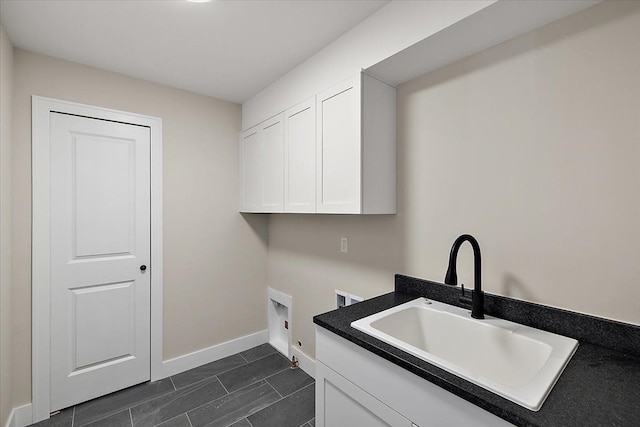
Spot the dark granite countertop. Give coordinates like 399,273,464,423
313,274,640,427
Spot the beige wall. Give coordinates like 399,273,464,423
1,22,14,427
267,1,640,360
11,50,269,407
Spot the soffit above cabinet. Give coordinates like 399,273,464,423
365,0,601,86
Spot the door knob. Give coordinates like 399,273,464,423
140,265,147,271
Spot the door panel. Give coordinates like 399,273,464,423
284,98,316,213
261,115,284,212
316,362,412,427
71,281,135,370
240,129,261,211
50,112,151,410
74,135,134,257
325,381,391,427
321,87,359,205
316,76,362,213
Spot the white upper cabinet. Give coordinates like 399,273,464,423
240,72,395,214
284,97,316,213
316,73,396,214
239,113,284,213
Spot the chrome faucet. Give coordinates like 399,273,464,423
444,234,485,319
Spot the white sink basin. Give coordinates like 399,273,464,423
351,297,578,411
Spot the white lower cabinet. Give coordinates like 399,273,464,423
318,361,413,427
316,327,514,427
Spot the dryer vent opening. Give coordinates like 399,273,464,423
267,287,292,357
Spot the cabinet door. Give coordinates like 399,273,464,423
284,97,316,213
261,114,284,212
316,361,413,427
239,127,261,212
316,75,362,214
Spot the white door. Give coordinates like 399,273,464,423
49,112,151,410
284,97,316,213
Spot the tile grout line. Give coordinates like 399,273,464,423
263,366,296,382
263,366,314,394
172,379,236,422
164,349,281,394
216,362,311,409
263,369,314,400
217,375,231,395
76,380,178,427
254,388,286,409
221,365,289,396
240,347,281,364
266,381,283,400
150,413,189,427
255,380,316,413
74,409,124,427
92,380,304,427
280,381,315,400
172,355,251,391
79,386,176,427
173,374,221,392
239,344,279,363
59,347,301,427
181,379,279,426
246,382,314,427
230,378,276,396
131,374,227,416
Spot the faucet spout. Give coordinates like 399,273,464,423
444,234,484,319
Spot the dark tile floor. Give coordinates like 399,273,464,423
30,344,315,427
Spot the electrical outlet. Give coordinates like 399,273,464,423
340,237,348,253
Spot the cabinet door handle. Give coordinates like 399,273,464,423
140,265,147,271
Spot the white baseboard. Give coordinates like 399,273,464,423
292,346,316,379
4,404,32,427
162,330,268,378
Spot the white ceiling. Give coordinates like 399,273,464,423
0,0,389,103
